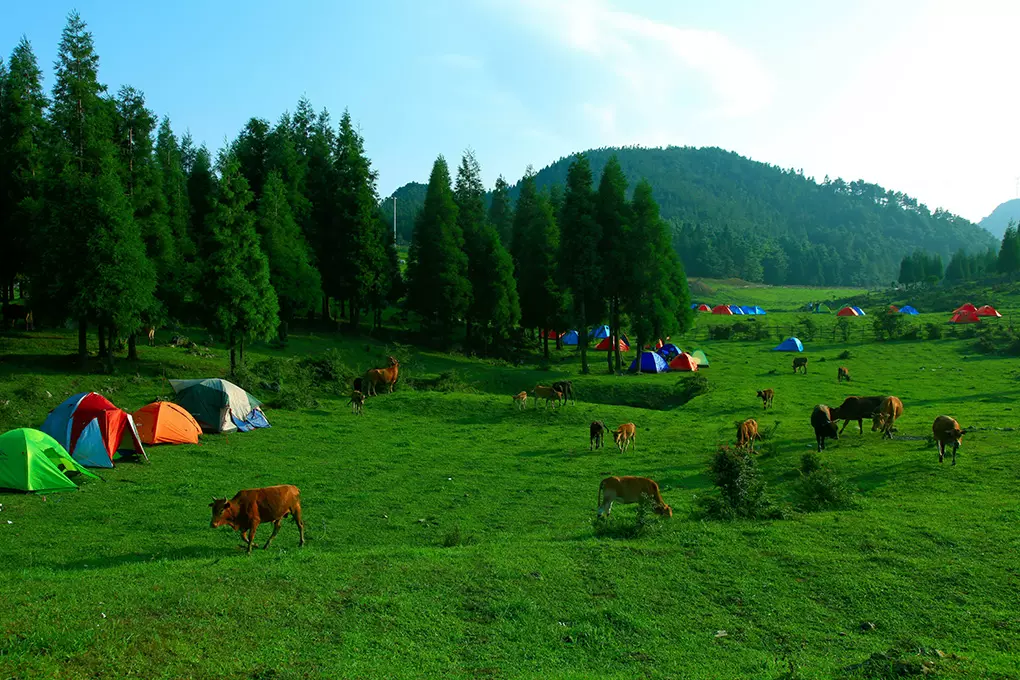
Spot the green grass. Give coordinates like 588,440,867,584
690,278,870,311
2,323,1020,679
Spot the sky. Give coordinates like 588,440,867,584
3,0,1019,223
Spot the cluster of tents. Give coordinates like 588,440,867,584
625,344,710,373
948,303,1002,324
0,378,269,493
542,326,632,351
691,304,767,315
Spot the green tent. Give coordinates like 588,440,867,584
0,428,99,493
169,379,264,433
691,349,710,367
814,304,832,314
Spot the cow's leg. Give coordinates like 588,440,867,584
246,520,260,555
263,520,283,550
857,419,864,434
293,503,306,546
952,442,958,466
938,441,945,463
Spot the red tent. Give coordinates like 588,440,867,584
669,353,699,371
836,306,859,317
654,338,664,350
711,305,733,315
954,303,978,314
540,330,561,340
950,309,980,324
696,304,711,312
888,305,899,313
595,336,630,351
976,305,1002,318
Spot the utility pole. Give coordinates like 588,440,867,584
392,196,397,244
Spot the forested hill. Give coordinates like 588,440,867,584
382,182,426,244
387,146,996,286
979,198,1020,240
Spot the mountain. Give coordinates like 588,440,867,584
380,182,427,244
979,198,1020,240
387,147,998,286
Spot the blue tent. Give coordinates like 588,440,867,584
751,306,766,315
728,305,744,314
41,392,89,451
739,306,755,315
772,337,804,352
690,303,698,309
899,305,919,315
561,330,579,346
851,306,866,316
658,343,682,360
590,325,611,339
628,351,669,373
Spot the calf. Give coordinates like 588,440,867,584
736,419,761,450
811,404,840,452
512,391,528,411
348,390,365,415
830,396,885,435
793,357,808,374
756,388,774,410
612,423,636,452
551,380,575,405
589,420,607,450
932,415,964,465
871,396,903,439
837,366,850,383
533,384,564,409
209,485,306,554
597,476,672,517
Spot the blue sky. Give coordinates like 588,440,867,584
3,0,1018,222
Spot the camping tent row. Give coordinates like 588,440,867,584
627,350,705,373
542,328,632,349
705,305,766,315
836,306,867,317
949,303,1001,324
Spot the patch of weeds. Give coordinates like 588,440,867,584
413,370,474,393
697,446,785,520
756,421,781,458
440,525,476,547
793,453,858,512
842,643,961,679
593,494,663,539
838,350,854,360
925,322,943,340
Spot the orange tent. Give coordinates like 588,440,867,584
976,305,1002,318
595,336,630,351
950,309,980,324
669,353,699,371
711,305,733,315
133,402,201,445
836,306,859,317
954,303,978,314
888,305,899,313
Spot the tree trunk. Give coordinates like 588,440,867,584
239,335,245,367
104,325,116,373
466,319,473,344
555,333,562,351
543,330,549,360
229,332,236,375
128,333,138,361
78,319,88,370
97,325,107,358
278,320,289,343
579,300,589,374
612,297,622,374
321,296,329,322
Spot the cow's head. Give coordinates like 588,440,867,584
655,502,673,517
951,428,965,444
613,429,624,443
824,418,839,438
387,356,399,367
871,412,887,431
209,497,237,528
756,390,766,399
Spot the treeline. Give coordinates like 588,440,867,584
901,220,1020,286
0,13,690,374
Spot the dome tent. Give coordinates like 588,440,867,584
773,337,804,352
711,305,733,315
851,306,866,316
728,305,745,314
696,304,712,312
690,349,710,367
40,392,147,468
954,303,977,314
813,304,831,314
170,379,268,434
560,330,580,345
133,402,202,445
658,343,682,360
0,428,98,493
950,309,980,324
595,336,630,352
628,351,669,373
975,305,1001,318
668,353,698,371
899,305,919,315
590,325,611,339
836,306,859,317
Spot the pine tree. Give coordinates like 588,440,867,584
256,172,320,340
306,109,336,320
488,175,513,245
154,116,197,318
203,158,279,373
187,144,216,255
597,156,631,373
406,156,470,335
0,37,47,303
233,117,271,202
513,171,564,359
454,150,485,341
558,154,602,373
998,222,1020,279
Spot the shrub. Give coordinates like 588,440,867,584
798,316,818,341
837,350,854,360
708,325,733,340
676,373,710,402
793,457,858,512
873,312,910,340
412,370,473,393
697,446,784,520
800,452,823,475
925,322,943,340
835,317,851,342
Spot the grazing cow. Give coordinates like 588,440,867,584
612,423,636,452
533,385,564,409
209,485,306,554
551,380,575,405
589,420,608,450
348,390,365,415
837,366,851,383
597,476,672,517
512,391,528,411
871,396,904,439
830,396,886,435
932,415,964,465
793,357,808,374
147,326,155,346
811,404,840,452
736,418,760,450
756,388,774,410
364,356,399,397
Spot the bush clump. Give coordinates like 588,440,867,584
925,322,943,340
793,453,858,512
697,446,784,520
837,350,854,360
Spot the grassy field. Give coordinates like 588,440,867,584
2,313,1020,678
689,279,870,311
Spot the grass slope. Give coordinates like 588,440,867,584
1,324,1019,679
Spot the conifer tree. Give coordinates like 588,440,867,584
186,144,216,255
596,156,631,373
488,175,513,245
406,156,470,335
558,154,602,373
154,116,197,318
233,117,271,202
998,222,1020,279
513,171,564,359
454,150,485,341
203,158,279,373
306,109,336,319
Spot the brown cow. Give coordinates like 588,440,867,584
830,396,886,435
756,388,774,410
348,390,365,415
811,405,840,452
364,356,399,397
597,476,672,517
551,380,575,405
612,423,636,452
837,366,850,383
533,385,564,409
589,420,607,450
871,396,904,439
209,485,306,554
736,418,760,450
793,357,808,374
932,415,964,465
512,391,528,411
